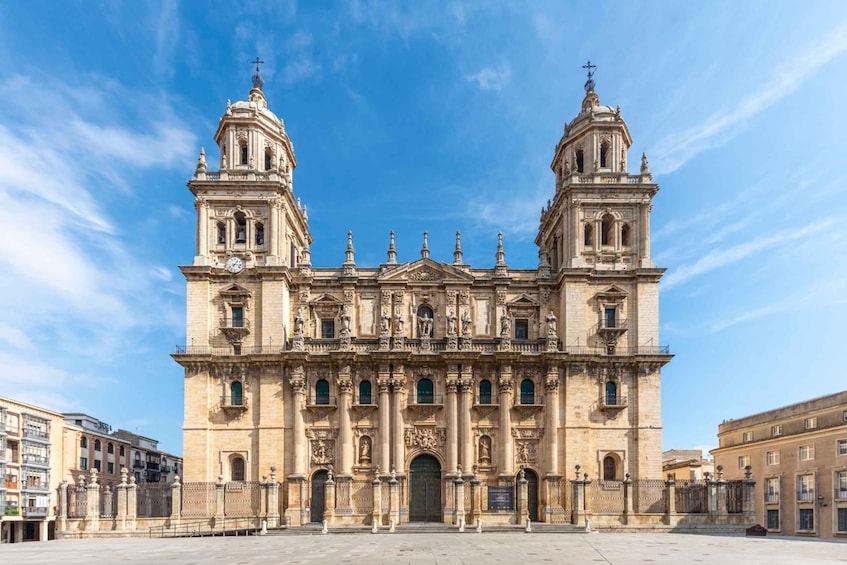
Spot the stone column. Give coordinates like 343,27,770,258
639,202,652,267
665,474,677,527
498,367,514,478
572,467,585,525
267,467,280,528
716,479,728,516
126,476,138,531
388,472,399,527
57,480,68,532
85,470,100,532
517,469,528,526
170,475,181,527
196,197,208,258
470,476,481,523
570,204,580,263
290,366,307,476
377,371,391,473
269,197,281,261
459,368,474,473
445,369,459,474
215,475,225,528
623,474,633,525
454,471,465,526
391,369,406,473
371,474,382,527
742,465,756,519
324,470,336,525
337,375,354,476
116,469,128,531
544,369,559,476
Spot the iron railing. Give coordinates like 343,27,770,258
407,394,444,405
220,395,248,408
796,490,815,502
764,493,780,503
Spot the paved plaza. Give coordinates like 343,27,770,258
1,532,845,564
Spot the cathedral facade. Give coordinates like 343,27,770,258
175,69,671,526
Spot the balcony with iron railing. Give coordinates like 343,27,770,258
764,492,780,504
601,395,628,410
219,317,251,341
133,460,145,469
514,395,545,407
306,395,337,407
22,429,50,443
796,490,815,502
22,453,50,467
835,489,847,501
220,395,249,411
22,481,49,493
407,394,444,406
22,506,48,518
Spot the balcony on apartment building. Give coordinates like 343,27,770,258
22,453,50,468
21,428,50,443
21,506,49,518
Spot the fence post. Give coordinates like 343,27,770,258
57,480,68,532
170,475,181,528
664,474,677,527
705,472,717,515
215,476,225,529
85,469,101,532
716,465,727,517
742,465,756,520
127,475,138,531
517,468,528,526
116,468,128,531
623,474,633,525
388,469,399,527
371,473,382,527
454,467,465,526
572,466,585,525
324,468,336,526
267,467,280,528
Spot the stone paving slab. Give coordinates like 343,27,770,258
1,533,846,564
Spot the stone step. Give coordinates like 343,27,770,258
262,522,586,536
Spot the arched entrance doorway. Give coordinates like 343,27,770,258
409,454,442,522
517,469,539,522
310,469,328,523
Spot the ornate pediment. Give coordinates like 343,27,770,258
220,284,251,302
378,258,474,284
594,285,628,302
309,293,344,318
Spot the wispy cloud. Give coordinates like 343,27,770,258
662,219,836,291
465,64,512,91
651,22,847,174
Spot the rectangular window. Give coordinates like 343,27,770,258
738,455,751,469
93,459,101,472
798,508,814,531
838,508,847,533
80,457,88,471
514,319,528,340
838,439,847,456
107,462,114,474
798,475,814,501
321,319,335,339
804,417,817,430
742,431,753,443
799,445,815,461
604,308,616,329
231,306,244,328
771,425,783,437
765,477,780,503
766,509,780,530
766,451,780,465
836,471,847,498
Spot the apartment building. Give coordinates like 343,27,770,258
112,429,181,484
712,390,847,538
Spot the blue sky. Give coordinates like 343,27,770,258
1,1,846,458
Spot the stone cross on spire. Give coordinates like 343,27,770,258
582,60,596,92
251,56,265,89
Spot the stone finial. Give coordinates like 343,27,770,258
574,465,581,480
120,467,128,485
90,468,99,485
173,475,181,486
453,231,463,265
195,147,207,175
744,465,752,480
270,466,277,481
640,152,651,176
344,231,356,265
456,465,462,476
495,232,506,266
420,231,430,259
387,231,397,264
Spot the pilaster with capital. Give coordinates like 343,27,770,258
445,371,459,473
544,369,560,476
377,370,392,472
289,366,307,476
391,369,406,471
269,196,282,260
498,367,514,476
459,370,474,472
195,196,209,259
337,374,354,475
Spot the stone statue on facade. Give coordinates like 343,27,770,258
460,310,471,336
446,308,457,336
394,313,404,335
294,307,305,336
546,310,557,337
418,314,433,338
499,314,511,336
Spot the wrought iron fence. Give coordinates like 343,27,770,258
224,481,261,517
726,480,744,514
633,479,665,513
67,486,87,518
587,480,624,514
351,480,372,513
676,481,708,513
100,485,117,518
181,482,216,518
137,483,172,518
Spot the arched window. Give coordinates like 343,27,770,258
240,143,248,165
601,214,614,246
217,222,226,245
107,442,114,455
119,445,125,457
80,437,88,448
478,379,492,405
264,150,272,171
416,378,434,404
621,223,630,247
230,381,243,406
576,149,584,173
358,380,372,405
234,212,247,243
417,305,434,338
603,455,617,480
584,223,593,246
231,456,245,481
315,379,330,405
94,439,101,452
600,141,609,168
520,379,535,405
255,222,265,246
605,381,618,406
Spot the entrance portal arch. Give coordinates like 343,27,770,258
517,468,539,522
310,469,328,523
408,454,442,522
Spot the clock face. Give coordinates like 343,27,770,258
225,256,244,273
